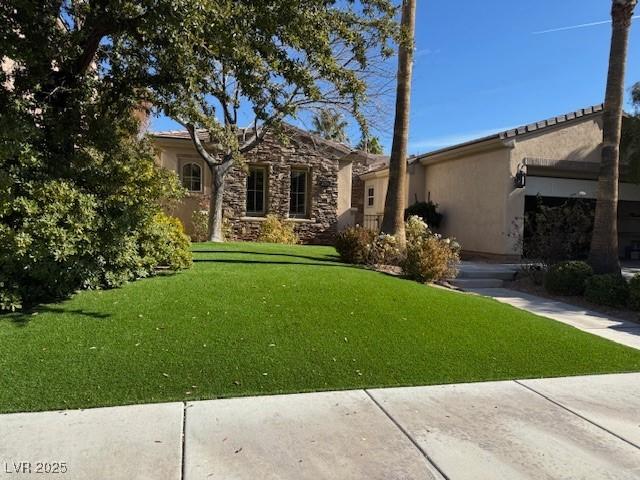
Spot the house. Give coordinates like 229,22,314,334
152,125,378,244
362,104,640,260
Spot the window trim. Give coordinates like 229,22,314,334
289,167,311,219
180,161,203,193
246,165,268,217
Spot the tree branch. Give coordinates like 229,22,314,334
176,119,221,167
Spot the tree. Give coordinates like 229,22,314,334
621,82,640,182
0,1,198,309
589,0,637,274
356,135,384,154
156,1,396,242
380,0,416,246
311,109,349,143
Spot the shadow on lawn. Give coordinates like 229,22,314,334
193,258,349,268
3,305,112,327
192,250,342,263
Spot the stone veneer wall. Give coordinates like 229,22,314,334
222,132,343,244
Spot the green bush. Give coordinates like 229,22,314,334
258,215,299,244
140,213,193,270
191,208,209,242
628,274,640,311
521,196,593,265
544,261,593,296
584,274,629,308
1,96,191,311
401,216,460,282
335,226,376,264
404,201,443,228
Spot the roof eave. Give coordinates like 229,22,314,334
418,136,510,165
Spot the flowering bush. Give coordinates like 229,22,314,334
366,233,403,266
401,216,460,282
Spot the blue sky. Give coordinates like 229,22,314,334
151,0,640,155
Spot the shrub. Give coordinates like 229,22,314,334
0,103,191,310
222,217,235,242
191,203,209,242
404,201,443,228
543,261,593,296
258,215,299,244
335,226,376,264
521,196,594,265
139,213,193,270
366,233,403,266
584,274,629,308
401,215,460,282
628,274,640,311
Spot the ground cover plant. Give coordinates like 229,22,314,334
2,242,640,414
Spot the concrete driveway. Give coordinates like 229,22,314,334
1,373,639,479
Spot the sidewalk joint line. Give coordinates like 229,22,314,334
180,402,187,480
514,380,640,451
364,390,450,480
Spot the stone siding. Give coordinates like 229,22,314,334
222,132,343,244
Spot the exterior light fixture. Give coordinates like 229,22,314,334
514,165,526,189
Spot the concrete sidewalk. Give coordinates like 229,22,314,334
2,373,640,479
467,288,640,350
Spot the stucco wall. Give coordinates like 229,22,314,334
423,147,513,256
337,160,354,231
512,116,603,164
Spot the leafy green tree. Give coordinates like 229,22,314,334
311,109,350,143
0,1,197,310
356,135,384,154
154,1,397,242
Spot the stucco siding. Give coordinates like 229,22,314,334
513,116,603,164
337,160,353,231
424,148,513,256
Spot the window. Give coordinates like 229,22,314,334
289,169,309,218
246,166,266,215
181,162,202,192
367,187,375,207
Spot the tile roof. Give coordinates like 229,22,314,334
499,104,603,140
150,123,353,156
418,104,605,159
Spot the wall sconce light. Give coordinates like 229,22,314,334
514,164,526,189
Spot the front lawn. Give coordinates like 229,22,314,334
2,242,640,413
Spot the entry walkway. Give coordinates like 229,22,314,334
468,287,640,350
1,373,640,479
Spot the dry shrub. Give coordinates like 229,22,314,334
335,226,376,264
401,215,460,282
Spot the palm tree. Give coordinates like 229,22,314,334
311,109,349,143
589,0,637,274
380,0,416,246
356,135,384,154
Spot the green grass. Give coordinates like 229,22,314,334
2,242,640,413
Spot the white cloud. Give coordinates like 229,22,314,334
533,15,640,35
409,126,513,153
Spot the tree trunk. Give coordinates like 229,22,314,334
588,0,636,274
380,0,416,247
208,165,227,242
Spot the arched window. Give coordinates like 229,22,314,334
181,162,202,192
